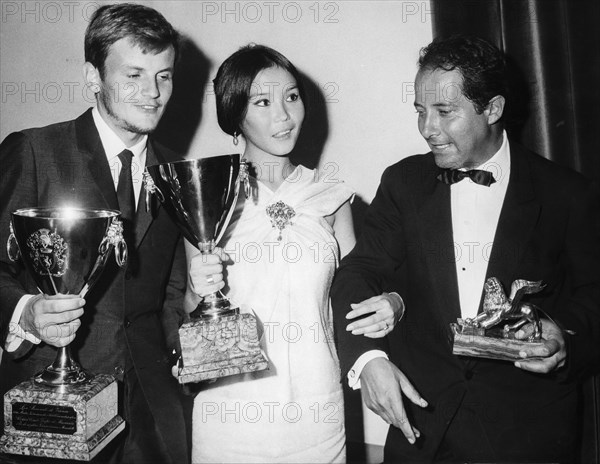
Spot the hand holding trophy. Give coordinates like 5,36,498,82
0,207,127,461
144,155,268,383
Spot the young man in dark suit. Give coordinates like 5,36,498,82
332,35,600,462
0,4,190,463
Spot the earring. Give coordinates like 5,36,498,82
233,132,239,146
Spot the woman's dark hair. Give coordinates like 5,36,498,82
213,44,305,136
85,3,180,78
418,35,507,114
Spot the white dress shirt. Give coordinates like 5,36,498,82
453,132,510,319
5,108,148,351
92,107,147,205
348,131,511,388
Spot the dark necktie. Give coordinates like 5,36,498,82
437,169,496,187
117,149,135,222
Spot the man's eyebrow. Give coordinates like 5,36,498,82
121,65,174,73
431,102,457,108
414,101,458,109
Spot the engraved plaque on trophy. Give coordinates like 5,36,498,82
451,277,546,361
145,155,268,383
0,207,128,461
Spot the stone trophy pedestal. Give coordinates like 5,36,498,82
451,278,547,362
451,323,545,361
0,374,124,461
178,313,269,383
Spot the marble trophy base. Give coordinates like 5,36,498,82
0,373,124,461
451,323,545,361
179,313,269,383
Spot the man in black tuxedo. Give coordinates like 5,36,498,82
0,4,190,463
332,35,600,462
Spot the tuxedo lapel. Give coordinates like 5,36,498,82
75,109,119,211
76,109,159,249
415,162,462,325
485,144,540,289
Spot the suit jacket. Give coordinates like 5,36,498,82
331,142,600,461
0,109,190,463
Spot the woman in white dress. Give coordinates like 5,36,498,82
184,45,399,463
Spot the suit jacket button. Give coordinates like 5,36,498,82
464,370,473,380
125,270,132,280
114,365,124,376
124,317,131,328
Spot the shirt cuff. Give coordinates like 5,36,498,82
347,350,389,390
388,292,406,321
5,294,42,352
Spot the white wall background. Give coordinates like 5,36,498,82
0,0,433,446
1,0,432,202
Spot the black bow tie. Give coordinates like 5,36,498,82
437,169,496,187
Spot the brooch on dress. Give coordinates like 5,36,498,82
266,201,296,241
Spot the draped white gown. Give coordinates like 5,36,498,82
191,165,353,463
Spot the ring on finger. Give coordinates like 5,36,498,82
206,274,215,285
384,322,389,331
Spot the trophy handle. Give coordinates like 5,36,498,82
213,158,246,246
114,240,128,268
143,169,165,212
99,217,128,267
6,221,21,261
81,218,128,298
240,158,251,200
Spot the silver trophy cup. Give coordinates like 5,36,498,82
1,207,127,460
145,155,268,383
145,155,243,318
